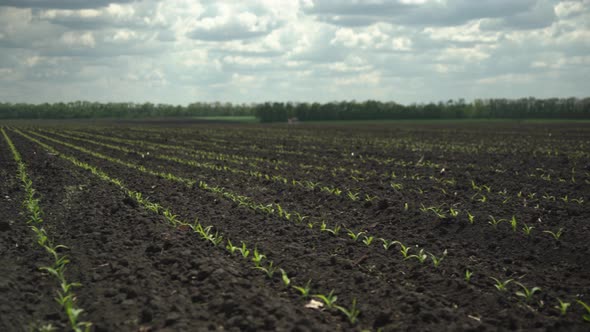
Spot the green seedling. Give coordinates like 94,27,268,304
294,212,308,224
313,290,338,309
364,194,378,202
543,228,564,240
490,277,513,291
488,215,505,228
522,224,534,236
576,300,590,322
346,191,360,201
30,225,48,246
427,206,446,219
226,239,239,255
362,236,374,246
280,269,290,287
320,221,341,236
554,299,570,316
509,216,517,232
429,249,448,268
163,209,179,225
335,298,361,324
390,182,403,191
292,280,312,298
347,229,365,241
467,211,475,224
406,248,428,263
514,282,541,302
252,248,266,267
465,269,473,282
449,207,459,217
238,242,250,258
39,324,57,332
380,238,395,250
255,261,277,278
276,204,286,218
397,242,411,258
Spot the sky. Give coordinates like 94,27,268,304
0,0,589,105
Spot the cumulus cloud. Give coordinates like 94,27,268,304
0,0,588,104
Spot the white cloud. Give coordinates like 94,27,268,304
60,31,96,47
477,73,533,84
0,0,588,104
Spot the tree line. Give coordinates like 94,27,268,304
0,97,588,121
0,101,253,119
254,97,590,122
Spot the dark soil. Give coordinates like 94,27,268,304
1,122,589,331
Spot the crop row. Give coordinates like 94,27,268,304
1,128,92,332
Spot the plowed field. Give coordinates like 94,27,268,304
1,122,589,331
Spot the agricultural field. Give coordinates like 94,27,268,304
1,121,589,331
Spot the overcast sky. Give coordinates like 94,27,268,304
0,0,589,105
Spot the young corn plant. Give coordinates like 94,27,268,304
467,211,475,224
543,228,564,241
465,269,473,283
294,212,308,224
488,215,505,229
514,282,541,303
380,238,395,250
406,248,428,263
320,221,341,236
347,229,365,241
335,298,361,324
226,239,239,255
364,194,378,202
238,242,250,258
554,299,570,316
490,277,513,291
313,290,338,309
252,247,266,267
429,249,448,268
397,242,412,259
292,280,312,299
509,216,517,232
427,206,447,219
362,236,374,246
576,300,590,322
255,261,278,279
163,209,180,226
346,191,360,201
390,182,403,191
522,224,534,236
279,269,290,287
